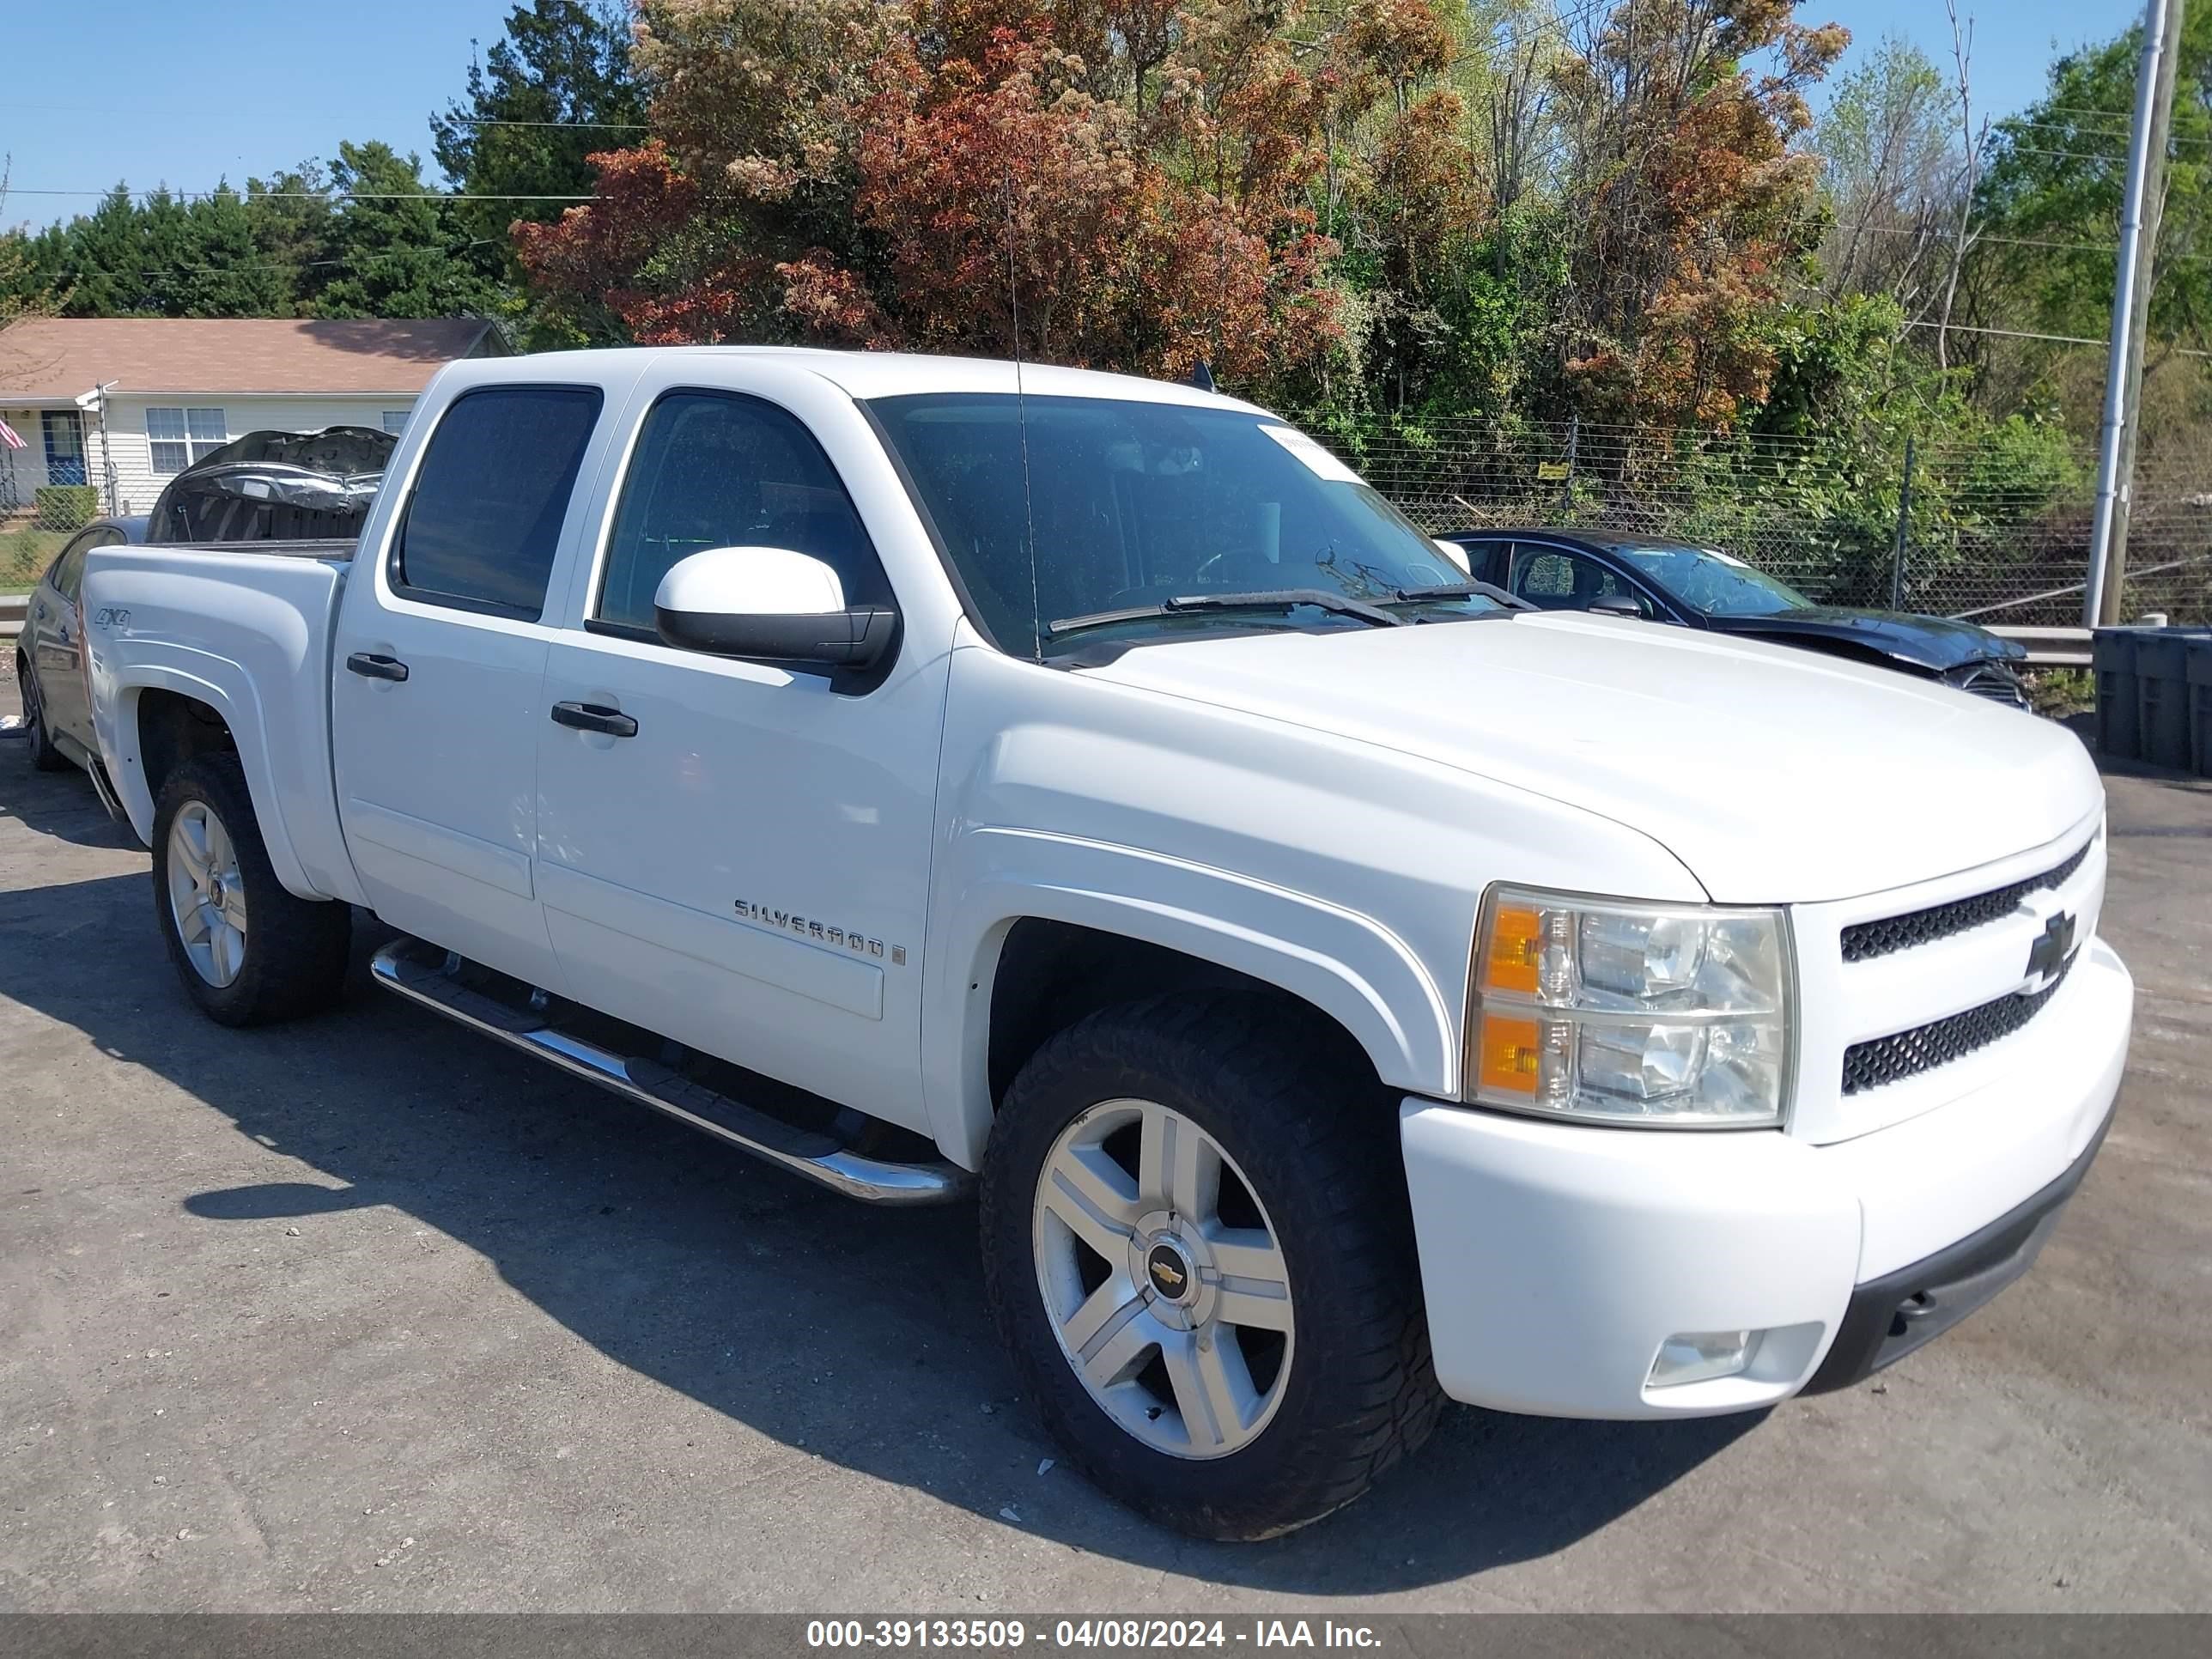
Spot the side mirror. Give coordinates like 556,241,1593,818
1586,593,1644,619
653,547,896,673
1431,537,1471,575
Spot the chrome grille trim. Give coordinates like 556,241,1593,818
1841,836,2093,963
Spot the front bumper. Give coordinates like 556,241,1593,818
1401,937,2132,1419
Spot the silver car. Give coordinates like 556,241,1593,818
14,515,146,779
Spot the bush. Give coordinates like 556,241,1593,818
33,484,100,532
0,526,66,591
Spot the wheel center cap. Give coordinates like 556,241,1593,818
1145,1241,1196,1304
207,875,225,906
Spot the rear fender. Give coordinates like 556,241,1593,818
102,662,325,900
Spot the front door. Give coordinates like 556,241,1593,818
41,410,86,487
533,380,945,1130
332,383,609,993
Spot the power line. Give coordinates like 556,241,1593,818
1999,142,2131,163
2004,114,2212,147
1898,317,2212,356
3,101,645,131
1852,221,2210,262
8,187,599,203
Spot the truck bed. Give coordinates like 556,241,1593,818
80,539,362,905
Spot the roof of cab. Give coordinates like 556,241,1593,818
442,344,1273,415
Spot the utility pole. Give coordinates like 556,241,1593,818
2087,0,2185,628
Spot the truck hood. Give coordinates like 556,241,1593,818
1086,611,2100,903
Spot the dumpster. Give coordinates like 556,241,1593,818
2189,635,2212,778
2138,629,2212,770
2094,629,2143,760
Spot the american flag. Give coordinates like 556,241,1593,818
0,417,26,452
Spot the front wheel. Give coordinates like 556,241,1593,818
152,753,352,1025
981,994,1444,1540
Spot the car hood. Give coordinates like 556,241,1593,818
1698,606,2024,670
1086,612,2100,903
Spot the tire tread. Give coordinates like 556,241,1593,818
981,990,1446,1540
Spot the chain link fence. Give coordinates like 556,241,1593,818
1305,415,2211,627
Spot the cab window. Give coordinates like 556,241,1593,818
1510,545,1650,615
594,390,889,635
48,525,125,602
392,386,603,619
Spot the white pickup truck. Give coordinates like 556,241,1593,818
80,348,2132,1540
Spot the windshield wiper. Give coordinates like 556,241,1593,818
1047,588,1407,638
1387,579,1533,611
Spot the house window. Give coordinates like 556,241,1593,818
380,410,410,435
148,406,227,473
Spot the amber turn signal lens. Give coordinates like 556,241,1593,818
1484,903,1543,995
1476,1013,1542,1097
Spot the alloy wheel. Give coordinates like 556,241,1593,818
166,800,249,988
1031,1098,1295,1459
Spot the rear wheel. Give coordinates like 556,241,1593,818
153,754,351,1025
981,993,1444,1540
16,659,68,772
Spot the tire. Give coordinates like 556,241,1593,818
17,659,69,773
981,992,1445,1540
151,753,351,1026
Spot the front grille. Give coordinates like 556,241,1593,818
1841,838,2092,963
1842,953,2075,1095
1951,665,2027,706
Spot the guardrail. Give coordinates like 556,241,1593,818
1988,624,2092,668
0,593,24,641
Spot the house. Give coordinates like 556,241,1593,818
0,317,507,519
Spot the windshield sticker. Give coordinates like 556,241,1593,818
1258,425,1364,485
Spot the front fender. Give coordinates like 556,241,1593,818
921,826,1457,1170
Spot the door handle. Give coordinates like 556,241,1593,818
550,701,638,738
346,652,410,683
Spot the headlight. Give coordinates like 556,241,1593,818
1466,885,1795,1128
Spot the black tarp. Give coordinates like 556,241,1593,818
146,426,397,544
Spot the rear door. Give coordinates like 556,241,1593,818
1448,538,1510,586
331,382,614,992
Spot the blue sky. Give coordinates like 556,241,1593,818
0,0,2132,232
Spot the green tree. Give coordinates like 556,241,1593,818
246,163,340,313
430,0,640,278
316,142,506,319
1976,9,2212,364
1814,34,1954,303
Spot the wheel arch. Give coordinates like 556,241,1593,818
107,672,319,897
923,835,1459,1170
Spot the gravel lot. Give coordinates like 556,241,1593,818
2,681,2208,1613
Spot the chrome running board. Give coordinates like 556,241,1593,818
370,939,970,1206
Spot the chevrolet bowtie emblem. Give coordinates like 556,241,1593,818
1152,1260,1185,1290
2025,910,2076,987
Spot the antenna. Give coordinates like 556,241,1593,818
1005,168,1042,662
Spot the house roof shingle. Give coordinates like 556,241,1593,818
0,317,501,403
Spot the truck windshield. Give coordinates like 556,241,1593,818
866,392,1497,654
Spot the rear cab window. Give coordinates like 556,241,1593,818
50,526,125,602
390,386,604,619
